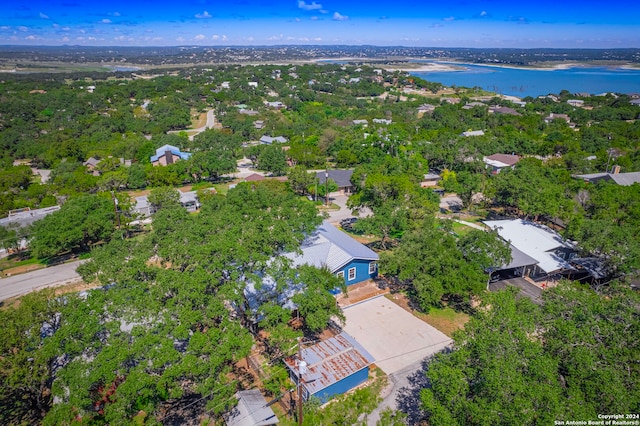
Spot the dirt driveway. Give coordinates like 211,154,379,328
341,296,452,375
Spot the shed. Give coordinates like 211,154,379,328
285,332,375,403
225,390,278,426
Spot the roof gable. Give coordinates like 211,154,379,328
284,221,378,273
285,332,375,395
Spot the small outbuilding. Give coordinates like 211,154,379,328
285,332,375,403
225,390,278,426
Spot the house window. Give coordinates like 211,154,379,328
369,262,377,274
336,271,344,280
348,267,356,281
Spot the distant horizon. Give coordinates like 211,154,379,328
1,1,638,49
2,44,640,51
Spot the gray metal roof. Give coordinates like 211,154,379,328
484,219,575,274
315,170,354,189
284,332,375,395
610,172,640,186
573,172,640,186
503,244,539,269
284,221,378,273
0,206,61,228
225,390,278,426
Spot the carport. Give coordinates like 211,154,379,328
340,296,452,374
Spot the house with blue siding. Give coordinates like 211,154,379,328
283,221,379,286
284,332,375,403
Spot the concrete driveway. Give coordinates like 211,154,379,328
341,296,452,375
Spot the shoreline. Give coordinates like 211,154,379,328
314,58,640,74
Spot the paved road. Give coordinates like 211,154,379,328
168,109,216,140
0,260,84,301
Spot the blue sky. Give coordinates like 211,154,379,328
0,1,638,48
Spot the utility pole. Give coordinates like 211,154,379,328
111,191,120,228
325,168,329,207
297,337,307,426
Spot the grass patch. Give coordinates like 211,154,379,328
212,182,232,195
451,221,474,236
385,293,469,337
422,306,470,337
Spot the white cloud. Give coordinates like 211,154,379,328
313,37,322,41
18,26,29,32
76,36,85,41
212,34,219,40
101,19,112,24
443,16,455,21
480,10,487,17
176,36,185,42
62,26,70,31
332,12,349,21
195,11,212,19
194,34,206,40
26,35,38,40
0,26,10,31
295,18,301,22
310,16,318,21
298,1,322,11
39,12,50,19
222,35,227,41
319,9,329,14
267,34,284,41
61,36,70,42
110,12,121,17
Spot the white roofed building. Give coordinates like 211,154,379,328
484,219,576,279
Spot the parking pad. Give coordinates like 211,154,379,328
340,296,452,374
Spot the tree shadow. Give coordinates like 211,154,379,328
395,349,453,425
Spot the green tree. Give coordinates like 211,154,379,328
258,145,288,176
29,194,115,258
381,221,509,310
287,166,315,196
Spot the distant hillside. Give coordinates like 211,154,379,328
0,45,639,68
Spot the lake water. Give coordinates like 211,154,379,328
410,62,640,98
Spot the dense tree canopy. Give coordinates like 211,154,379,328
421,282,640,425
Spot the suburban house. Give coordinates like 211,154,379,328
265,101,286,110
133,190,200,217
462,101,486,110
260,135,288,145
483,154,520,174
83,157,102,175
484,219,577,279
567,99,585,107
544,113,571,124
372,118,392,125
573,167,640,186
352,119,369,126
284,332,375,403
461,130,485,137
0,206,61,229
224,390,278,426
420,173,442,188
253,120,265,129
489,106,521,116
150,144,191,166
284,221,379,286
417,104,436,115
244,173,266,182
315,169,355,194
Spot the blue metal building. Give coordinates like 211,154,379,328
284,221,379,286
285,332,375,403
